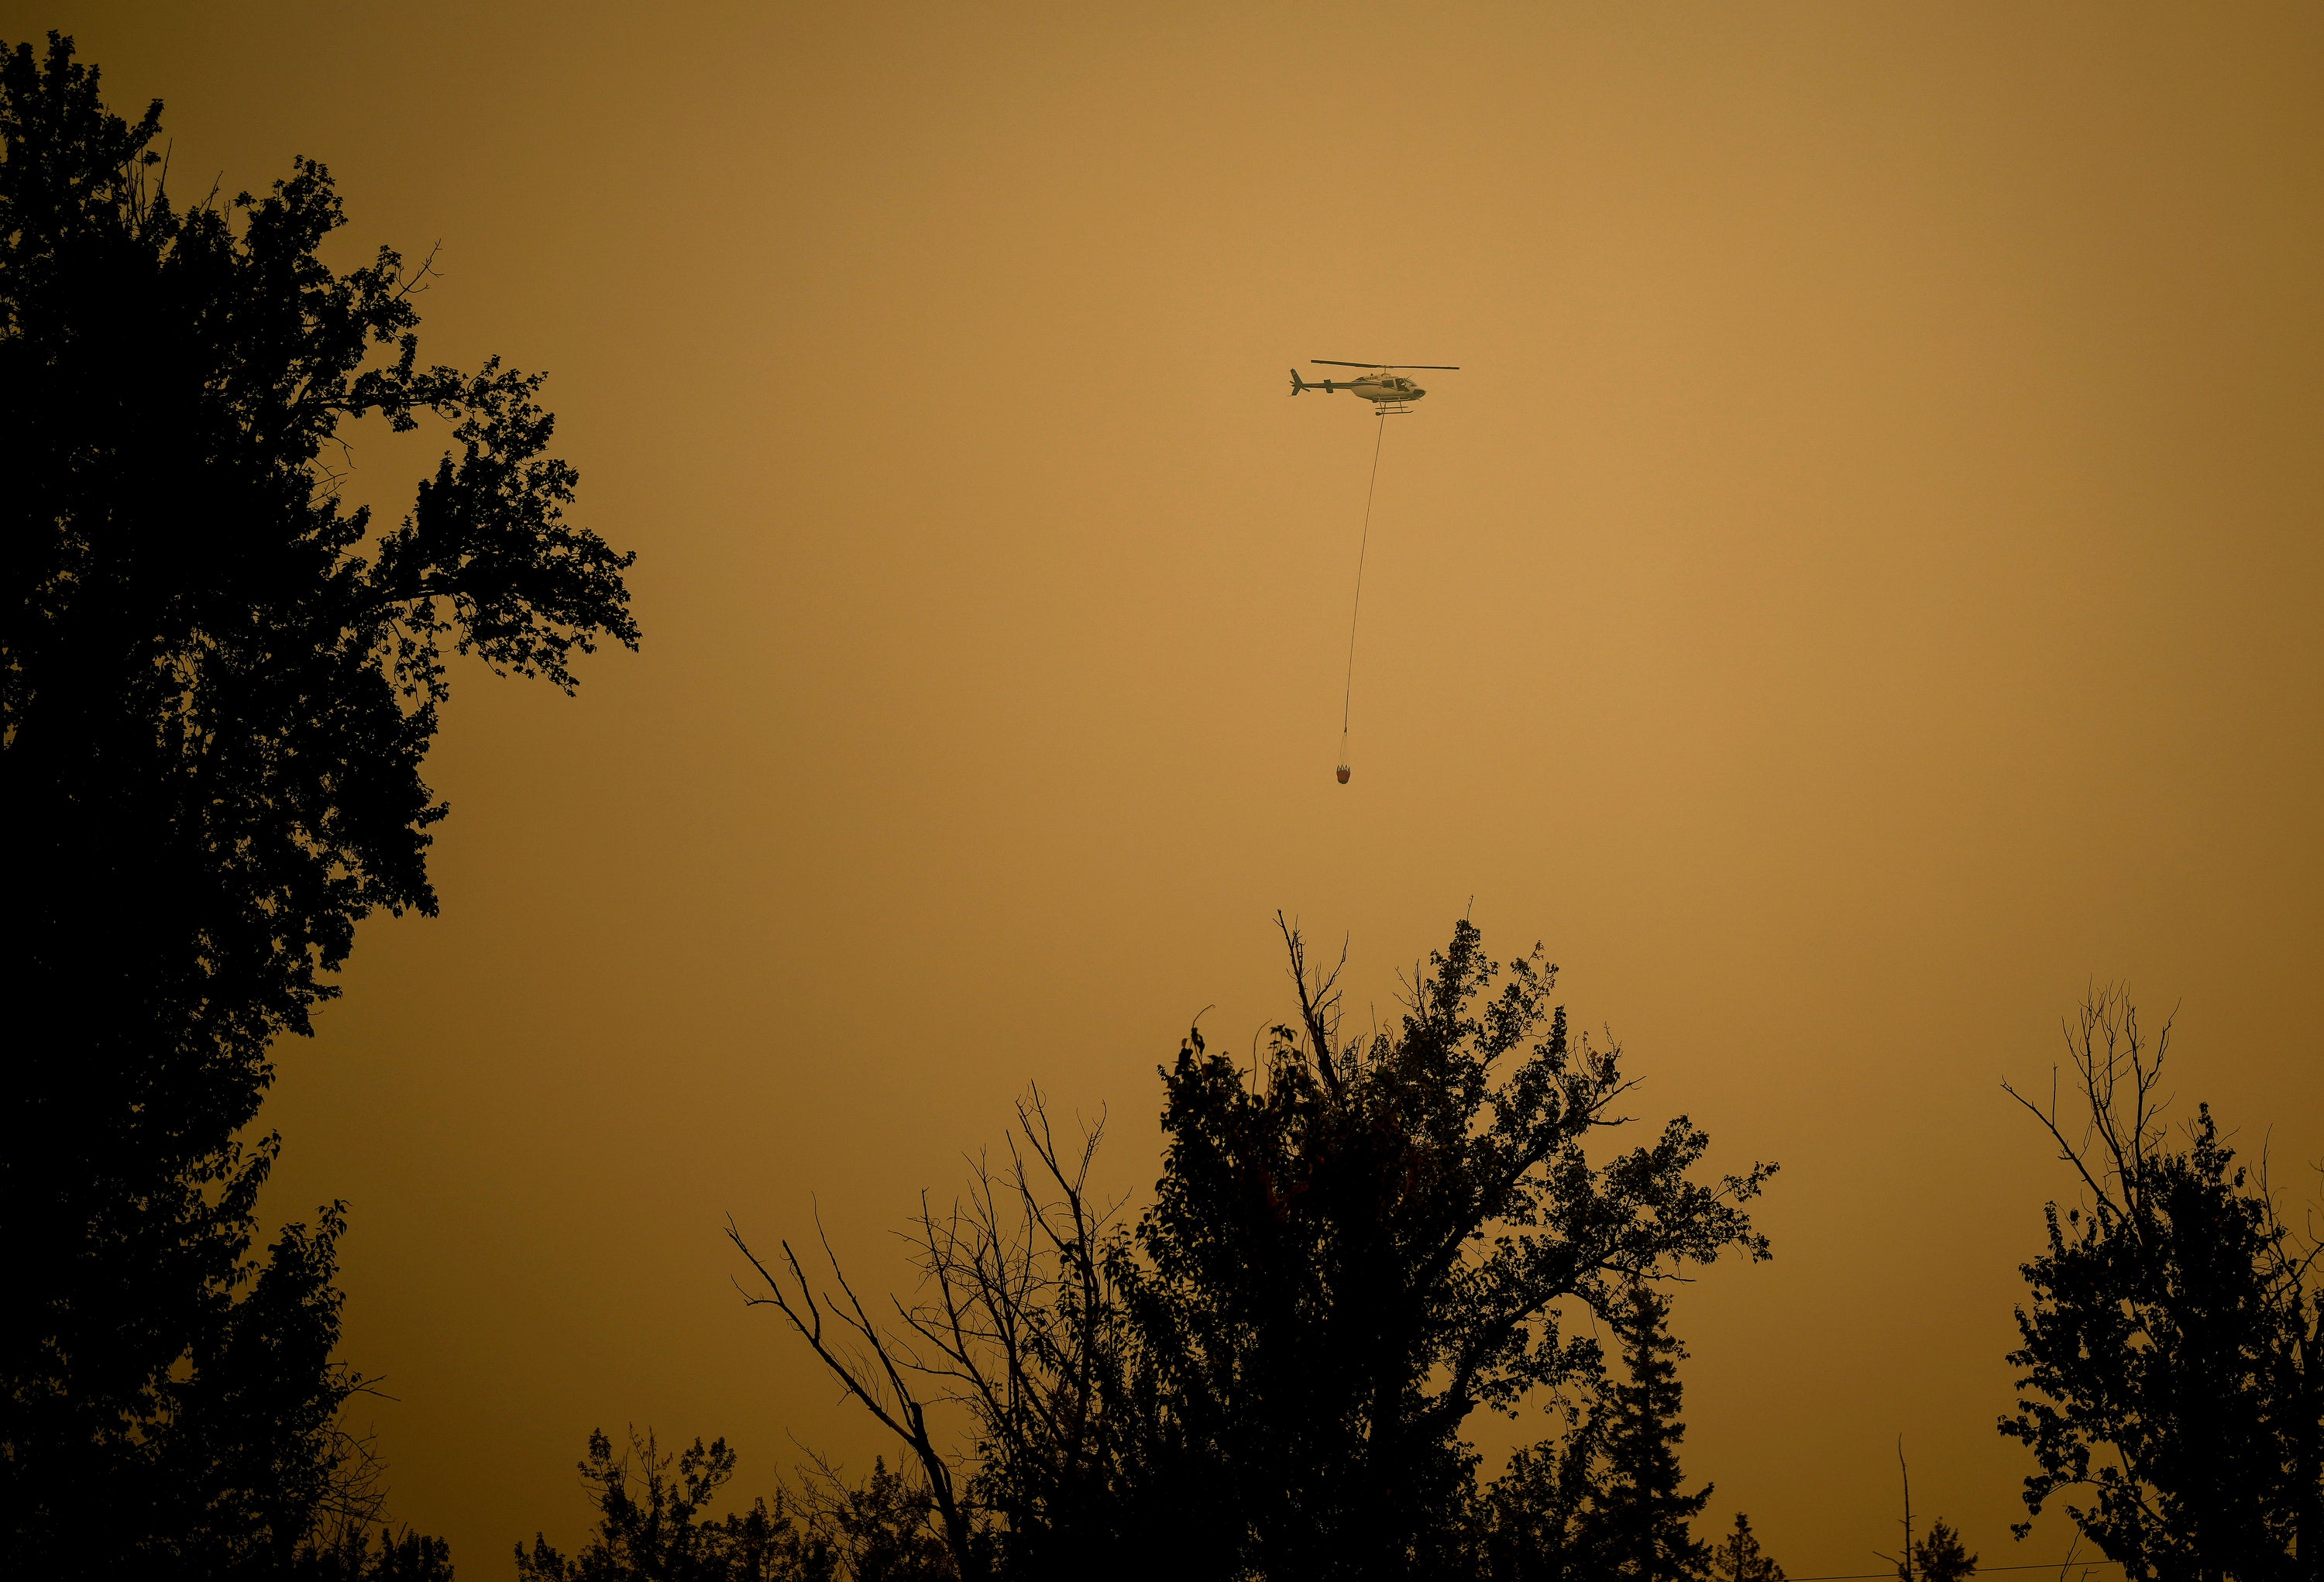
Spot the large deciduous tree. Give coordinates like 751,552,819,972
2000,990,2324,1582
1,31,638,1574
740,916,1775,1582
1109,919,1770,1582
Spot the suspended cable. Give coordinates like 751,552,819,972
1336,413,1390,784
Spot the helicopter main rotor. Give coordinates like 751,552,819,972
1310,359,1461,370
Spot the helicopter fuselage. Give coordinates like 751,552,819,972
1292,370,1427,404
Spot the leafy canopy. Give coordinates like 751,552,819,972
2001,991,2322,1582
0,30,638,1575
3,29,638,1085
516,1429,847,1582
737,917,1777,1582
1105,917,1775,1580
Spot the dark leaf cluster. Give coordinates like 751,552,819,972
1104,917,1772,1580
2000,991,2324,1582
1706,1513,1786,1582
1899,1520,1975,1582
517,1429,951,1582
737,917,1776,1582
1,32,635,1574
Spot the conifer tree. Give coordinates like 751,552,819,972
1901,1519,1975,1582
1710,1513,1784,1582
1593,1284,1712,1582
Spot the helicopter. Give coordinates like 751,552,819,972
1288,359,1459,415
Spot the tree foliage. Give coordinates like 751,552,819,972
515,1429,838,1582
1592,1283,1713,1582
1708,1513,1786,1582
1107,919,1769,1580
741,916,1775,1582
814,1460,960,1582
0,30,637,1573
293,1524,456,1582
2000,989,2323,1582
1902,1519,1976,1582
515,1430,953,1582
1473,1414,1606,1582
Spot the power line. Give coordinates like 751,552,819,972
1790,1565,2121,1580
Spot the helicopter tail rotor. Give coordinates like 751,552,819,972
1289,367,1307,396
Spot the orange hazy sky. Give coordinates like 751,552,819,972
16,2,2324,1573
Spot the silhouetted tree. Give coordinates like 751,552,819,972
293,1524,455,1582
892,1097,1122,1582
1900,1519,1975,1582
728,1092,1114,1582
1591,1283,1712,1582
514,1431,960,1582
741,917,1776,1582
1708,1513,1785,1582
809,1459,957,1582
516,1429,838,1582
1474,1414,1607,1582
2000,990,2321,1582
1,29,636,1575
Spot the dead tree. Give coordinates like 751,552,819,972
897,1088,1127,1566
726,1213,979,1579
729,1087,1127,1580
